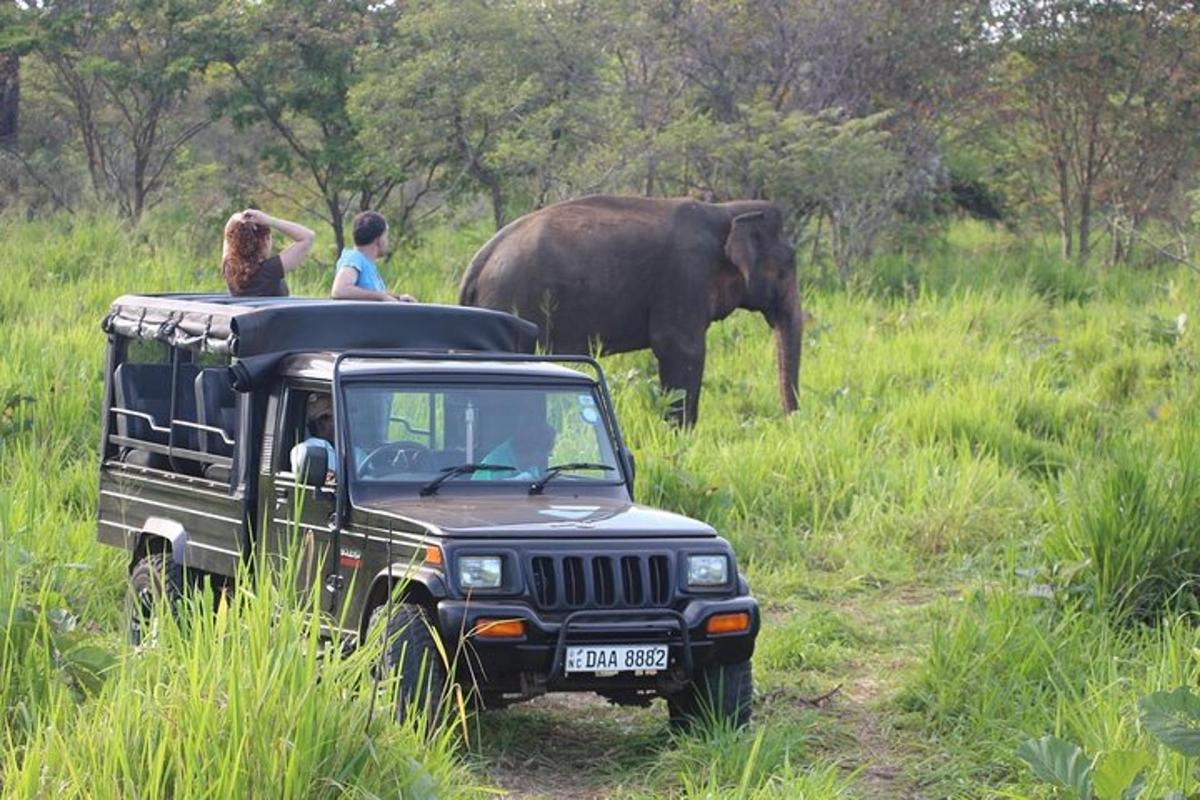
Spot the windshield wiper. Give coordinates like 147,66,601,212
529,463,616,495
419,463,516,496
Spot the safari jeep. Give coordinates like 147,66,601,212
96,294,759,726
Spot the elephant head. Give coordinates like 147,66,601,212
722,206,802,413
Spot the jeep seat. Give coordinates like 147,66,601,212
112,362,200,471
194,368,237,482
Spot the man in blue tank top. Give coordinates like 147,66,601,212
331,211,415,302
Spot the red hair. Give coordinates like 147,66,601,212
222,216,272,294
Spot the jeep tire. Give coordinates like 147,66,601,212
128,551,185,646
369,603,447,722
667,659,753,730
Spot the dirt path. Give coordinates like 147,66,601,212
831,668,915,798
475,586,939,799
480,693,660,799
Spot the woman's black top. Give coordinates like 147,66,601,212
227,255,288,297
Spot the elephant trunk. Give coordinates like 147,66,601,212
770,285,803,414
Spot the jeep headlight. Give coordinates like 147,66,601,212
459,556,503,590
687,555,729,587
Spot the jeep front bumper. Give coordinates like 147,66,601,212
436,596,759,693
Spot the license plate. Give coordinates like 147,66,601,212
564,644,669,675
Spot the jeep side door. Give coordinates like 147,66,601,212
262,382,344,628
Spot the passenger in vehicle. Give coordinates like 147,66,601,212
331,211,416,302
222,208,316,297
289,394,337,483
474,416,557,481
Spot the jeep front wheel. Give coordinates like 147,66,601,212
667,659,753,730
128,551,185,646
368,603,447,722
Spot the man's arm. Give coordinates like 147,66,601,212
331,266,397,301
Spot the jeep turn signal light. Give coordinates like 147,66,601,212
424,545,444,567
705,612,751,635
472,618,526,639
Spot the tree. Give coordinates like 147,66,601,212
353,0,606,230
0,0,25,197
203,0,419,252
27,0,214,220
994,0,1200,264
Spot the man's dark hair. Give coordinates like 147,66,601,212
352,211,388,246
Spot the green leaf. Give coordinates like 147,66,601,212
62,645,117,695
1139,689,1200,757
1017,736,1093,799
1091,750,1151,800
1119,773,1145,800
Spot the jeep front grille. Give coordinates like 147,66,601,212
530,554,672,609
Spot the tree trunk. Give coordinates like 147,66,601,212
327,193,345,254
0,48,18,196
1054,156,1073,260
487,178,505,231
1076,117,1102,267
1077,185,1092,266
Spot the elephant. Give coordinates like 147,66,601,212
458,195,802,425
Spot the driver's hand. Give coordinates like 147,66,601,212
325,470,336,484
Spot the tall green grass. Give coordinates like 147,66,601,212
3,557,482,799
1046,424,1200,621
4,206,1200,797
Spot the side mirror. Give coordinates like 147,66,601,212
294,442,329,488
624,451,637,486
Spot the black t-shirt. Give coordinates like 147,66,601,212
227,254,289,297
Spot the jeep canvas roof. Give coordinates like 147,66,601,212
102,294,539,357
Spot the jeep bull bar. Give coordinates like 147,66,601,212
548,608,693,680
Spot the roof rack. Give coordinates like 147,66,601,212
102,293,539,357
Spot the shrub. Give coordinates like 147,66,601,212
1044,426,1200,621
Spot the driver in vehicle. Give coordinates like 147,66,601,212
289,394,337,482
474,416,557,481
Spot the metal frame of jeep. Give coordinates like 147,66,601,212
96,294,759,725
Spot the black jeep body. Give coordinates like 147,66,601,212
97,295,759,724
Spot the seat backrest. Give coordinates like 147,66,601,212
194,368,237,457
112,362,199,448
113,363,172,444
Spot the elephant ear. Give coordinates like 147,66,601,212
724,211,766,287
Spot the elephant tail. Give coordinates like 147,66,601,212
459,219,522,306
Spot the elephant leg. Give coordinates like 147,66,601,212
650,326,706,426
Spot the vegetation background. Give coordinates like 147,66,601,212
4,1,1200,798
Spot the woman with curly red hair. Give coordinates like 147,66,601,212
222,209,315,296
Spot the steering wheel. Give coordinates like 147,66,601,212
359,440,433,477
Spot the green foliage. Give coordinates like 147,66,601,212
1139,689,1200,759
1044,423,1200,622
1019,687,1200,800
3,562,479,798
19,0,216,218
202,0,401,249
1,539,117,751
1017,736,1094,799
986,1,1200,264
351,0,609,229
3,212,1200,796
1092,751,1151,800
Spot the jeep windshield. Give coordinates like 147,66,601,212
341,382,622,490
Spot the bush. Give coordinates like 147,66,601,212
1044,426,1200,621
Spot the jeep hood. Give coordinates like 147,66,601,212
360,494,717,539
